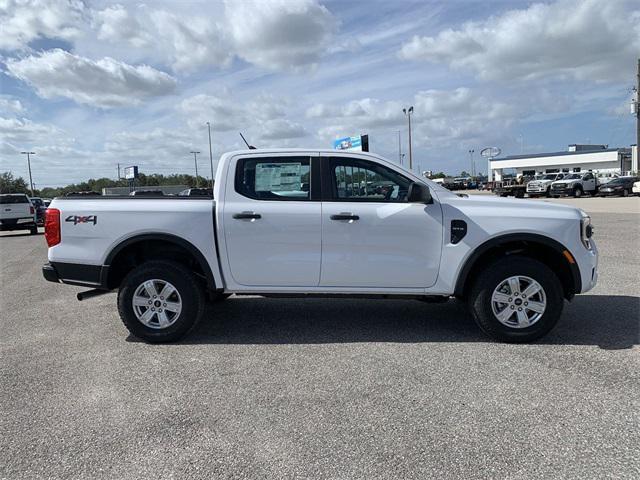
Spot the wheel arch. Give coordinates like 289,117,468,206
454,233,581,301
104,233,216,290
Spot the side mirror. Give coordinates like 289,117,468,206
407,182,432,204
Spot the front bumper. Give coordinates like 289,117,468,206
574,240,598,294
598,189,624,196
550,186,572,196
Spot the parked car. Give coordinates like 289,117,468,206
29,197,46,225
550,172,597,197
526,173,565,197
0,193,38,234
633,180,640,195
597,176,639,197
178,188,213,197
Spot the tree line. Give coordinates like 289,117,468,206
0,172,211,197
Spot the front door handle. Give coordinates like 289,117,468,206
233,212,261,220
330,213,359,221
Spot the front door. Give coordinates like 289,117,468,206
222,154,321,287
320,155,443,289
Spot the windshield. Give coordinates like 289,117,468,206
0,194,29,204
564,174,581,180
542,174,558,180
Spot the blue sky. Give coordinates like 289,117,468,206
1,0,638,187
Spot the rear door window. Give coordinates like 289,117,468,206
235,157,311,201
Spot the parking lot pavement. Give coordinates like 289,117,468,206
1,199,639,479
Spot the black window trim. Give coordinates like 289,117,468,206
323,156,413,203
234,155,317,202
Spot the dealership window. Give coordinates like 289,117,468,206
522,170,536,176
573,167,582,172
545,169,559,173
330,157,411,202
235,157,311,200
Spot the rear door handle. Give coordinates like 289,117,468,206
330,213,359,221
233,212,261,220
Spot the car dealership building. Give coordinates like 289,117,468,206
488,144,637,181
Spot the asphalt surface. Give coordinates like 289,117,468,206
1,197,639,479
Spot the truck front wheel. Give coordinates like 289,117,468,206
117,260,205,343
467,256,564,343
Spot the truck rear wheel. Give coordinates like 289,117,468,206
467,256,564,343
117,260,205,343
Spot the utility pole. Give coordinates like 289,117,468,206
190,151,201,187
403,106,414,171
20,151,35,196
207,122,215,190
397,130,402,165
468,149,475,177
117,163,121,180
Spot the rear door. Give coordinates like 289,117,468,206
319,155,443,289
222,153,322,287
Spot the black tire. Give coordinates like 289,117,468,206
573,186,583,198
623,189,629,197
117,260,205,343
29,226,37,235
467,256,564,343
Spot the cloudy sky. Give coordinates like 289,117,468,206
1,0,639,187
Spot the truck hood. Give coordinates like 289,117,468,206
442,193,582,219
552,179,579,186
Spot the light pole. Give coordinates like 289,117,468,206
190,151,201,187
468,149,475,177
397,130,402,165
206,122,215,190
20,151,35,196
402,106,413,171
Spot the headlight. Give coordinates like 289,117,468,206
580,211,593,249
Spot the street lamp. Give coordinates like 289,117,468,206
190,151,201,187
206,122,214,190
468,149,475,177
402,106,414,170
20,151,35,196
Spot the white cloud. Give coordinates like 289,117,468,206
148,10,232,71
259,118,307,140
308,88,518,147
224,0,335,70
5,49,177,108
399,0,640,82
0,97,25,114
0,0,85,50
94,4,152,48
179,92,306,141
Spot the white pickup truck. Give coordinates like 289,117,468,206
1,193,38,234
42,149,598,343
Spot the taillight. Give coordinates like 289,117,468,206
30,206,35,215
44,208,61,247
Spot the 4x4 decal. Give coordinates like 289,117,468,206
65,215,97,225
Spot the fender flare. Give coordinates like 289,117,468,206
453,233,581,297
104,233,216,289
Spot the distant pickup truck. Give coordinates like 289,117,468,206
0,193,38,234
42,149,598,344
550,172,597,198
